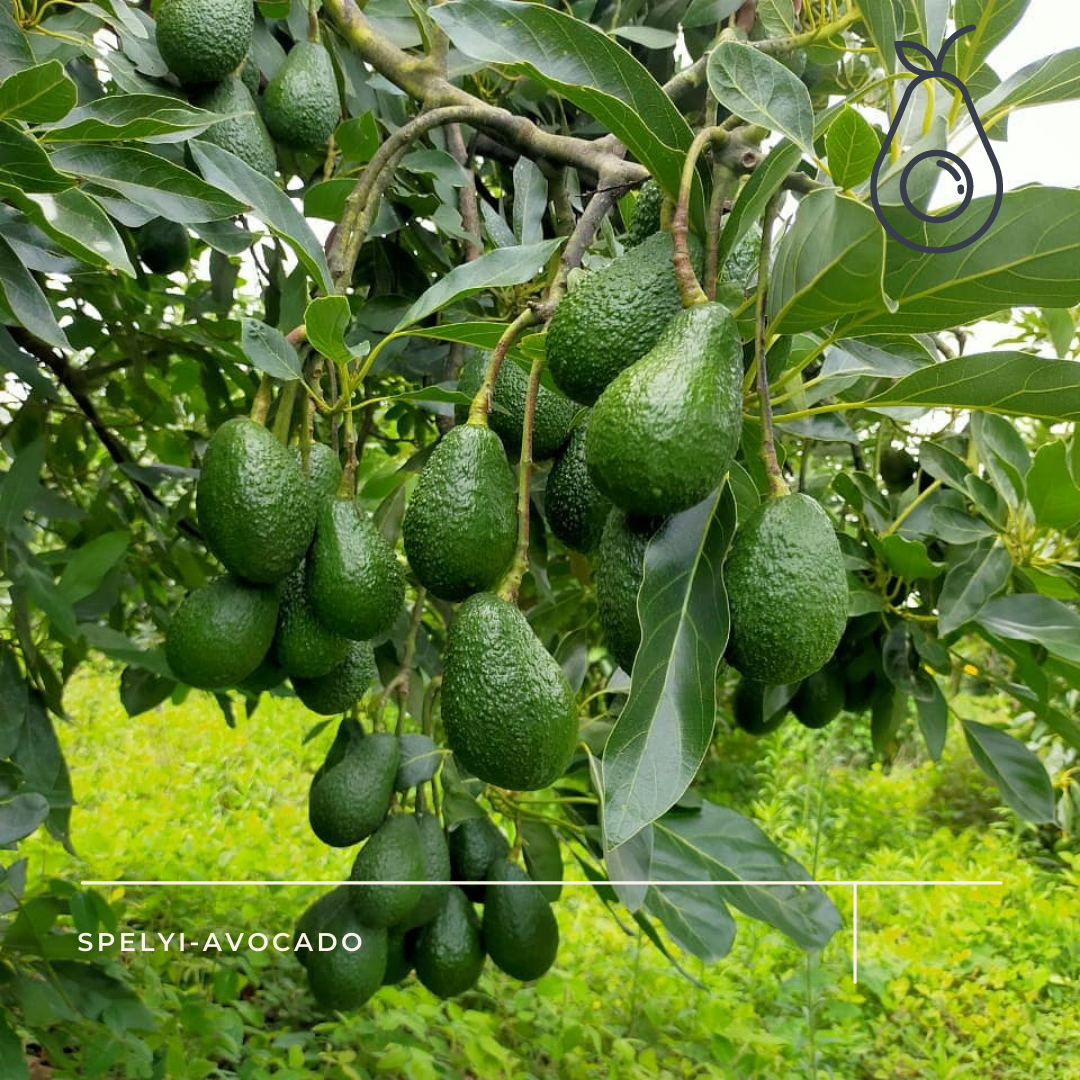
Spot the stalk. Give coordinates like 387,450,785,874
754,191,789,497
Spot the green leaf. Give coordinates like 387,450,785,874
707,41,815,155
854,0,898,72
824,105,880,189
0,647,28,759
769,190,887,333
0,120,70,192
612,25,677,49
240,318,303,381
119,666,175,718
865,353,1080,424
395,238,563,331
954,0,1031,80
1042,308,1075,360
0,1012,27,1080
976,594,1080,664
41,94,220,144
511,156,546,247
0,234,68,348
915,680,948,762
0,791,49,844
894,0,948,51
49,144,244,224
971,412,1028,508
962,719,1056,824
874,534,944,581
521,820,563,902
335,112,380,162
190,141,334,294
304,295,368,366
0,60,75,123
1027,440,1080,530
977,47,1080,117
644,876,736,962
0,3,34,80
397,321,507,350
395,733,440,789
602,486,736,850
937,539,1012,636
58,531,130,604
0,438,44,532
681,0,745,29
429,0,694,200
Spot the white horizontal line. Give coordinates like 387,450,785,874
80,879,1006,888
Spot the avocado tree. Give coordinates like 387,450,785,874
1,0,1079,1056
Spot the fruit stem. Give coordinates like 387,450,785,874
394,589,426,737
339,361,359,494
754,191,789,498
671,126,728,308
250,375,273,425
704,164,737,301
467,307,539,427
271,379,298,445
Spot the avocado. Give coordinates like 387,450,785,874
545,231,703,405
297,886,388,1010
731,678,792,736
308,731,398,847
402,424,517,601
880,446,917,493
413,887,485,998
544,416,612,554
237,654,286,696
155,0,253,85
136,218,190,274
291,442,342,502
400,813,452,929
239,49,260,96
274,564,350,679
626,178,663,248
454,352,577,461
595,510,662,674
262,40,340,152
165,574,278,689
791,663,845,729
442,593,578,791
447,816,509,902
382,927,414,985
193,76,276,178
306,497,405,641
725,494,848,684
586,303,743,518
292,640,378,715
350,814,424,928
196,417,317,586
294,885,346,968
482,858,559,981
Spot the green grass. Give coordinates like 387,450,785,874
20,669,1079,1079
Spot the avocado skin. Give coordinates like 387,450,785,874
382,927,414,985
350,815,425,928
732,679,791,736
725,494,848,684
544,417,612,554
165,574,278,689
586,303,743,518
455,352,577,461
274,564,350,679
482,858,559,981
291,443,342,502
626,179,663,247
400,814,452,929
595,511,662,674
413,887,485,999
545,231,703,405
447,816,509,902
307,498,405,641
136,218,189,274
880,447,917,493
155,0,253,85
308,732,398,848
292,640,378,715
196,418,317,586
402,425,517,602
262,40,339,151
791,663,845,729
193,76,276,178
442,593,578,792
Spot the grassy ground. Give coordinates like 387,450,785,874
21,669,1079,1080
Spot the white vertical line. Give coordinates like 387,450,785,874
852,883,858,985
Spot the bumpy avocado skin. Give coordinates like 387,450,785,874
447,816,510,902
586,303,743,518
274,564,350,678
400,814,452,929
306,498,405,641
791,663,845,729
725,494,849,685
482,858,559,981
442,593,578,792
292,640,377,715
402,425,517,602
349,815,424,928
136,218,190,274
413,887,485,998
308,732,398,847
455,352,577,461
165,574,278,689
262,40,340,151
626,179,663,247
193,76,276,177
291,443,342,502
595,510,662,675
544,417,612,554
196,418,316,586
545,231,703,406
155,0,253,85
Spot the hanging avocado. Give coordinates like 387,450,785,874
869,26,1003,255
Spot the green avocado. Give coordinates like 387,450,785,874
586,303,743,518
791,662,845,729
447,816,509,903
402,424,517,601
165,574,278,689
732,678,793,736
291,443,343,502
595,510,662,674
306,498,405,641
193,76,276,178
725,494,848,684
155,0,253,85
626,178,664,247
382,927,414,985
196,418,317,585
455,352,577,461
442,593,578,792
413,887,485,999
880,446,917,493
262,40,340,151
545,231,703,405
544,416,612,554
292,640,378,715
349,815,424,928
274,564,350,679
236,654,286,696
136,218,190,274
400,813,452,929
308,731,398,848
482,858,559,982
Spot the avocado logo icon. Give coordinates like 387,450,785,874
870,26,1004,255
